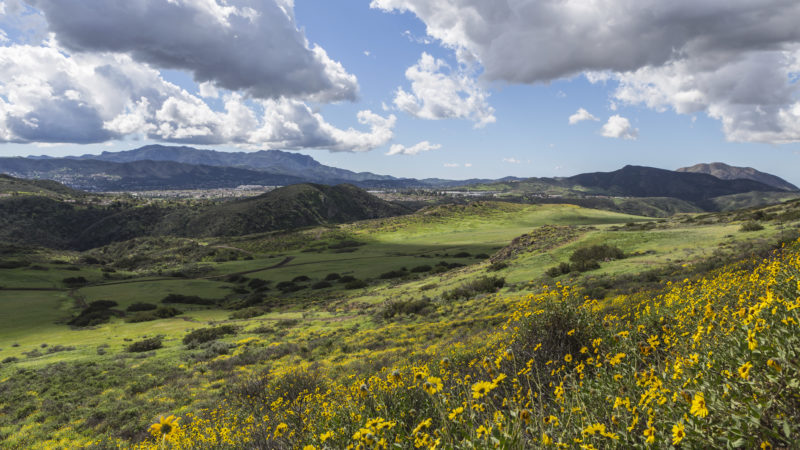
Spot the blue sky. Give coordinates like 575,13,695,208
1,0,800,184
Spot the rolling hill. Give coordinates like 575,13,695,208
0,178,409,249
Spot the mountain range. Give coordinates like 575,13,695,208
2,146,797,205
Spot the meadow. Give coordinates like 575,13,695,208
0,199,798,448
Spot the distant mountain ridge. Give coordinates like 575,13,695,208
566,165,780,203
70,145,397,183
677,162,798,192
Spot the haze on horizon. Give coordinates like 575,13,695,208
1,0,800,184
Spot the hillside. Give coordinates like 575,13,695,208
0,174,86,199
0,177,409,249
172,183,411,237
678,162,798,191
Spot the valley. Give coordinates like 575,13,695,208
1,176,799,447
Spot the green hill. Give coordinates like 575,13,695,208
172,183,411,237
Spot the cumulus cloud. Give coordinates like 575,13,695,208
386,140,441,156
26,0,358,102
601,115,638,140
0,42,394,150
393,52,495,127
568,108,599,125
502,157,521,164
443,162,459,168
371,0,800,144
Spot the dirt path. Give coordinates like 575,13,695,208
202,256,294,279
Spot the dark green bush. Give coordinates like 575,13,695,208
442,276,505,300
183,325,238,346
292,275,311,283
740,221,764,232
126,302,157,312
453,252,471,258
345,279,368,289
324,273,341,281
569,244,625,264
410,265,432,273
161,294,216,305
125,307,181,323
62,276,88,287
338,275,356,283
311,281,332,289
379,270,407,279
380,297,435,320
126,337,162,353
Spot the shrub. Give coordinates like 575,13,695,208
442,276,505,300
183,325,238,346
229,308,267,320
87,300,118,311
247,278,270,290
474,253,490,259
379,269,407,279
125,307,181,323
161,294,216,305
569,244,625,264
410,265,432,273
740,221,764,232
453,252,471,258
488,262,508,271
338,275,356,283
62,276,88,287
126,337,162,353
380,297,435,320
324,273,341,281
68,301,118,327
311,281,332,289
292,275,311,283
126,302,157,312
345,279,368,289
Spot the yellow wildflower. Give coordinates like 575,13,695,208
672,423,685,445
690,392,709,418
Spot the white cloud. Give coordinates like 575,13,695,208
386,140,441,156
601,115,638,140
371,0,800,144
363,50,371,57
197,82,220,99
568,108,599,125
502,157,521,164
25,0,358,102
0,42,394,150
443,162,459,168
393,52,495,127
464,162,472,167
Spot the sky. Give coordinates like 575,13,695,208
1,0,800,185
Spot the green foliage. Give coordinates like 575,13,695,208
126,302,158,312
161,293,216,305
345,279,368,289
125,307,181,323
126,337,162,353
182,325,238,346
379,297,435,320
740,221,765,232
311,280,332,289
442,276,505,300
